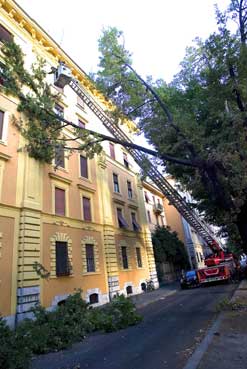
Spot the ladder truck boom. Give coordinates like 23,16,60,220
54,63,224,253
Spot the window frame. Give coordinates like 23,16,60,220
121,246,129,269
55,187,66,216
52,181,69,217
123,152,129,169
127,180,133,199
55,241,71,277
131,212,141,231
54,145,65,168
0,108,8,144
82,196,92,222
109,142,115,160
85,244,95,272
136,247,143,268
147,210,152,223
0,24,13,44
80,155,88,179
117,207,128,229
113,173,120,193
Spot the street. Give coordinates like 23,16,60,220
31,284,237,369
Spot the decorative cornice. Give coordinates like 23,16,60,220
49,172,72,185
2,1,138,132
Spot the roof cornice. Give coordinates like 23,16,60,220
1,0,137,132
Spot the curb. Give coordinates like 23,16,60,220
182,282,243,369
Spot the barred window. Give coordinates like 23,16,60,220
121,246,128,269
86,244,95,272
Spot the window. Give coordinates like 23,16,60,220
80,155,88,178
121,246,128,269
89,293,99,304
55,188,65,216
126,286,133,294
0,24,12,43
157,198,160,204
82,197,92,221
78,119,85,129
127,181,133,199
0,110,4,140
131,212,140,231
156,214,159,226
161,215,164,226
54,146,65,168
123,152,129,169
144,191,150,203
109,142,115,160
54,103,64,117
152,196,156,204
77,95,85,109
86,244,95,272
147,210,151,223
117,208,128,228
136,247,142,267
113,173,120,193
56,241,70,276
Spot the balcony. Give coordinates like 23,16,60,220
153,203,164,214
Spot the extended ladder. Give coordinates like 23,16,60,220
54,67,222,249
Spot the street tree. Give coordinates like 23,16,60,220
92,1,247,251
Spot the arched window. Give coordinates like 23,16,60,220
89,293,99,304
126,285,133,295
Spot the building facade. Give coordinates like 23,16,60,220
143,179,206,278
0,1,158,326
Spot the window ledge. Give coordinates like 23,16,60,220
83,272,101,276
113,197,125,206
0,151,11,160
77,183,95,193
49,172,72,184
128,203,138,210
78,177,93,185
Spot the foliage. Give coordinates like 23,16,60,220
0,317,31,369
152,226,190,269
0,41,103,162
92,2,247,251
95,294,142,332
0,291,142,368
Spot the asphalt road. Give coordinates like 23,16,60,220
31,284,236,369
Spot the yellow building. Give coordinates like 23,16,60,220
0,0,158,326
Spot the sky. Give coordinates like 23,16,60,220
16,0,230,83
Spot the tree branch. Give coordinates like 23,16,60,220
45,110,199,167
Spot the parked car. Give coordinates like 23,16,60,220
180,270,199,289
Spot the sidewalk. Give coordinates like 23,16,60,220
130,282,179,308
185,280,247,369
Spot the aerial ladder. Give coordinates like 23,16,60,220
54,63,235,283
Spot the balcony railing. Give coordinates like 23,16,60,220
153,203,164,214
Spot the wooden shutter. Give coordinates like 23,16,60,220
109,143,115,160
0,110,4,140
0,24,12,43
83,197,91,221
55,188,65,215
80,156,88,178
86,244,95,272
56,241,69,276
